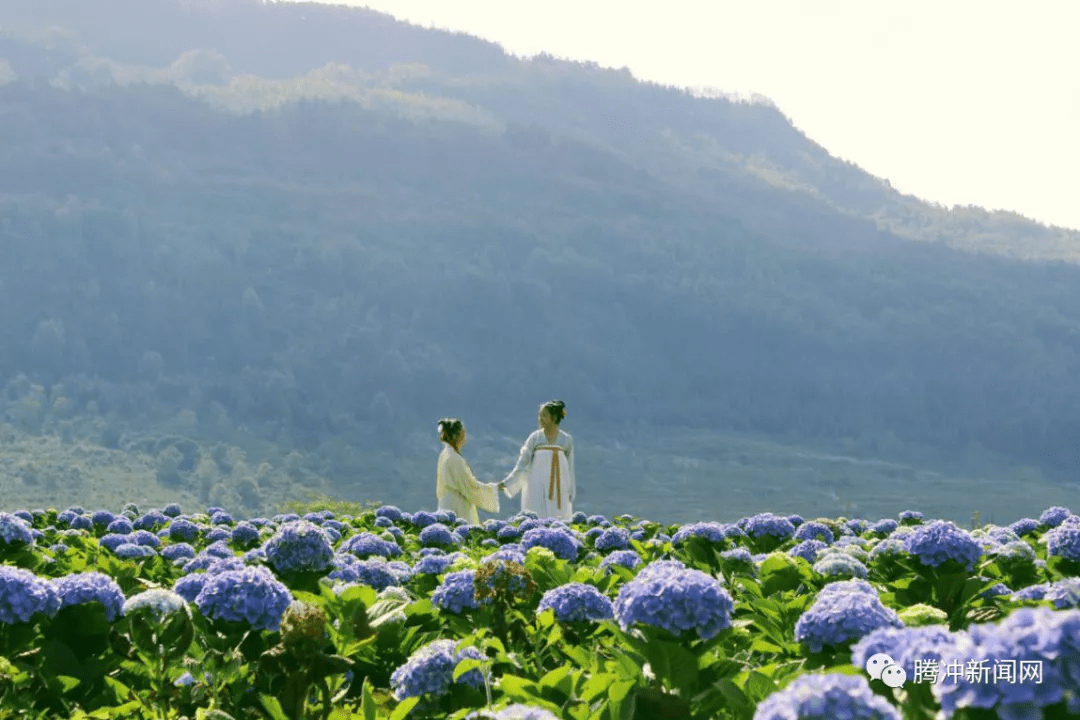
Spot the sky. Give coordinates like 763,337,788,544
292,1,1080,232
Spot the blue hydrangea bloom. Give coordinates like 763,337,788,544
786,514,805,527
129,529,160,547
0,513,34,547
497,525,522,542
162,503,182,517
902,520,983,570
161,543,196,562
520,528,581,561
408,511,438,529
264,521,335,575
790,539,829,563
594,527,631,551
414,554,460,576
599,550,642,573
91,510,115,528
467,705,559,720
537,583,614,623
1009,518,1040,536
122,588,187,623
374,506,404,522
12,510,33,524
432,570,488,613
480,538,498,548
795,521,835,544
210,511,232,526
899,510,924,522
720,547,753,564
419,523,458,548
348,557,409,591
0,566,61,624
100,533,131,553
117,544,157,560
231,522,261,547
193,565,292,631
135,510,169,531
70,515,93,531
587,515,610,527
273,513,300,524
1011,583,1049,601
870,519,898,535
50,571,126,622
852,624,957,683
614,559,734,640
56,510,77,527
844,519,869,535
571,512,588,524
740,513,796,541
931,606,1080,716
340,532,402,559
813,552,869,579
106,517,133,535
1040,506,1072,528
205,527,231,544
671,522,735,546
390,639,485,703
435,510,457,525
49,543,69,555
1045,523,1080,562
167,518,201,542
795,581,903,653
1044,578,1080,609
752,672,901,720
66,506,86,516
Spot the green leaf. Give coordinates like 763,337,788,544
54,675,81,692
498,674,542,699
388,697,420,720
579,672,617,702
360,677,377,720
744,671,776,701
453,657,484,682
539,664,575,697
258,695,289,720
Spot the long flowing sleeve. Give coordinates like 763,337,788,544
567,434,575,503
445,452,499,514
501,432,536,498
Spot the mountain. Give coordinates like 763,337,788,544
0,0,1078,522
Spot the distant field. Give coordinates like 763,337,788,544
0,419,1068,527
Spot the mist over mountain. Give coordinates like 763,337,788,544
1,0,1078,522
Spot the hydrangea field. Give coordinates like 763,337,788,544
2,502,1080,720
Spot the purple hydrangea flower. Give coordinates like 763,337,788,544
414,554,459,576
435,510,457,525
206,527,231,544
50,571,125,622
161,543,196,562
794,580,903,653
1044,578,1080,609
56,510,77,527
467,705,559,720
419,523,458,548
106,517,133,535
1010,518,1040,536
374,517,392,529
795,521,835,544
432,570,488,613
899,510,924,522
135,510,169,531
1045,523,1080,562
390,639,485,703
870,519,898,535
852,624,958,682
786,514,805,527
91,510,115,528
0,513,34,547
264,521,335,575
720,547,753,564
1040,506,1072,528
587,515,610,527
790,539,829,563
409,511,438,529
932,606,1080,716
537,583,614,623
231,522,261,547
594,527,631,551
497,525,522,542
193,565,292,631
0,566,60,623
520,528,581,561
844,519,869,535
162,503,182,517
740,513,796,541
70,515,93,531
813,552,869,579
116,544,157,560
902,520,983,570
167,518,201,542
613,559,734,640
599,550,642,573
571,512,588,524
348,557,409,591
273,514,300,524
210,511,232,526
752,673,900,720
100,533,132,552
374,506,403,523
672,522,738,546
340,532,402,559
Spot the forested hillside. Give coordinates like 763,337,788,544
1,0,1079,520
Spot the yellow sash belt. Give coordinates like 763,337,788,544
536,445,565,509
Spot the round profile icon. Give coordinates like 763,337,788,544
881,664,907,688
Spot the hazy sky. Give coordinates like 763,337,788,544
296,1,1080,232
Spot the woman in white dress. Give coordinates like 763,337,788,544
499,400,575,521
436,418,500,525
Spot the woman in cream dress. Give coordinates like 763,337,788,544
435,418,500,525
499,400,575,521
